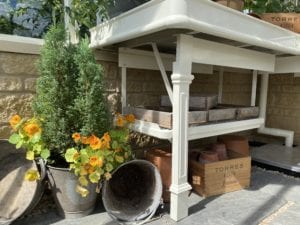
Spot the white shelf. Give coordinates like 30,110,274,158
188,118,264,140
131,119,172,140
131,118,264,140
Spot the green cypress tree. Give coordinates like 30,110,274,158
33,25,111,165
73,39,111,136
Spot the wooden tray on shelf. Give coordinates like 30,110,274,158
209,104,259,122
124,104,259,129
161,95,218,110
124,106,207,129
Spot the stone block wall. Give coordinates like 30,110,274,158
0,52,38,138
267,74,300,143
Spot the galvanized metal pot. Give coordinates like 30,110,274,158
47,166,97,219
102,160,162,224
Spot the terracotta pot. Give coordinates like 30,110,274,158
189,148,201,161
146,148,171,202
218,135,249,156
199,151,219,164
211,143,228,160
214,0,244,12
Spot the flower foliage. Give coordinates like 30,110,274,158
8,115,50,181
244,0,300,14
65,114,135,197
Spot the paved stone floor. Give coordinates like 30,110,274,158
13,167,300,225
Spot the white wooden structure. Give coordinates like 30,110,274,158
90,0,300,221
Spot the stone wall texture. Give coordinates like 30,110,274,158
0,52,38,138
1,50,300,145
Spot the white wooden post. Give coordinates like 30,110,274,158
121,67,127,113
251,70,258,106
259,72,269,119
64,0,79,44
218,68,224,103
170,34,194,221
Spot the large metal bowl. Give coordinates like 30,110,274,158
0,140,45,225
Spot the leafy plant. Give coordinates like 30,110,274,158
65,114,135,197
245,0,300,14
8,115,50,181
32,24,111,166
12,0,52,37
63,0,112,38
0,1,13,34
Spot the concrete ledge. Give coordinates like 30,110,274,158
0,34,44,55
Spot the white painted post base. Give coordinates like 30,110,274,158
170,190,191,221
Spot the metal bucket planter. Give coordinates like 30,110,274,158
102,160,162,224
0,141,45,225
47,166,97,219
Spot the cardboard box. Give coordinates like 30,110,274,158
189,150,251,197
261,13,300,33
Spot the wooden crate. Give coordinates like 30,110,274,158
208,105,236,122
261,13,300,33
189,150,251,197
236,106,259,120
208,105,259,122
124,106,207,129
161,95,218,110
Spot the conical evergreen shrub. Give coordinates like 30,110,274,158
33,25,111,165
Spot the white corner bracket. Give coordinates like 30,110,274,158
151,43,173,104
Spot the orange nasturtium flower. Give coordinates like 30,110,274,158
89,156,103,168
103,132,111,143
81,136,89,145
116,116,124,127
125,114,135,123
23,122,41,137
72,133,81,143
9,115,21,128
84,164,95,174
101,132,111,149
89,135,102,150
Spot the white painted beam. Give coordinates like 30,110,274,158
118,48,213,74
187,36,275,72
94,50,118,62
275,56,300,74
